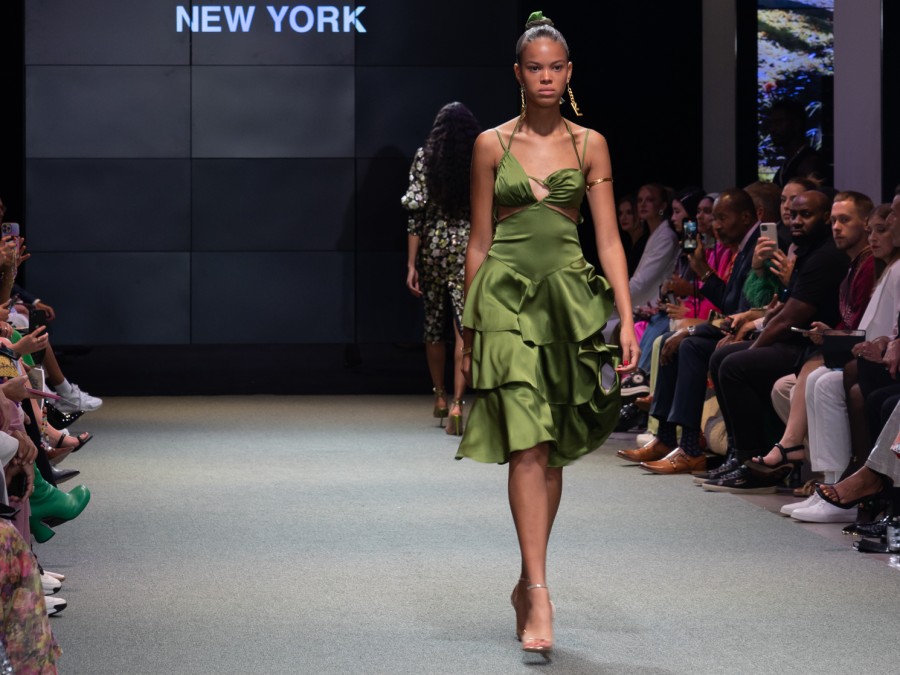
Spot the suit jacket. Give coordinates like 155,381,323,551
700,225,761,315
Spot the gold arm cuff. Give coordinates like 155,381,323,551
586,177,613,191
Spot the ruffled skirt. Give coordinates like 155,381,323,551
456,253,621,467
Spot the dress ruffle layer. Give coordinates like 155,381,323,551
456,254,621,467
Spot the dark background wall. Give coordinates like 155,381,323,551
2,0,703,393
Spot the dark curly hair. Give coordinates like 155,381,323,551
422,102,481,220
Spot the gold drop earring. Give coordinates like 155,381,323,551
519,85,526,119
567,81,583,117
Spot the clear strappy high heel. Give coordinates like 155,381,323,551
432,387,449,426
446,399,464,436
521,583,553,656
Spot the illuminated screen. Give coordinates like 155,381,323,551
756,0,834,182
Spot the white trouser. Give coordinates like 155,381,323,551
805,366,850,473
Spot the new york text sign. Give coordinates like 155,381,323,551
176,5,367,33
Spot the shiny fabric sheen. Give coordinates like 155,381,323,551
457,134,620,468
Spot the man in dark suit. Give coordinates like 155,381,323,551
617,188,762,474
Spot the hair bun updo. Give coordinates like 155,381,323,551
516,11,568,64
525,10,554,29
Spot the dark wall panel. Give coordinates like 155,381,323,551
25,159,190,251
26,66,191,158
356,252,422,343
191,66,354,158
191,252,354,343
191,159,355,251
192,8,355,65
25,0,187,65
356,156,410,254
356,0,517,66
26,252,190,344
356,66,511,158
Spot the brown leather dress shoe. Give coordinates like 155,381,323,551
640,447,707,474
616,439,670,463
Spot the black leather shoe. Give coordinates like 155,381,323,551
843,516,889,538
701,464,792,494
49,467,80,484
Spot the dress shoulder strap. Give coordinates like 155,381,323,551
580,129,590,170
562,121,585,171
494,128,508,152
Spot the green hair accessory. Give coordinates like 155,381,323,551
526,11,552,27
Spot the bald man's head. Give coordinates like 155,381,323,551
788,190,831,242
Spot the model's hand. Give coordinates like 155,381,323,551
615,327,639,374
461,353,472,387
406,265,422,298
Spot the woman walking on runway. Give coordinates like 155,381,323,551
457,11,638,656
403,102,481,435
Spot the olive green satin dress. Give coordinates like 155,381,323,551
456,123,621,468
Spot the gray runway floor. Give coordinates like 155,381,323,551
40,396,900,674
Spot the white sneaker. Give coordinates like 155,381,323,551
780,493,819,516
45,596,67,616
636,432,656,446
41,571,61,595
43,570,66,582
791,498,857,523
54,383,103,413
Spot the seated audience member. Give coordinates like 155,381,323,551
702,190,849,492
0,520,61,671
0,222,101,415
741,179,815,309
617,193,649,277
813,399,900,540
616,188,760,473
622,186,707,396
603,183,678,341
750,194,879,522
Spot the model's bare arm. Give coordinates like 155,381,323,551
584,131,638,371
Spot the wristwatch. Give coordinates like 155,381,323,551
687,325,696,336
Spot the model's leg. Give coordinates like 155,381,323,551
508,444,554,647
425,342,448,408
513,465,562,639
446,326,466,435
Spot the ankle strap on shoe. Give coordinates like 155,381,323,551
526,583,549,591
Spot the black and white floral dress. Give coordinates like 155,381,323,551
401,147,470,342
